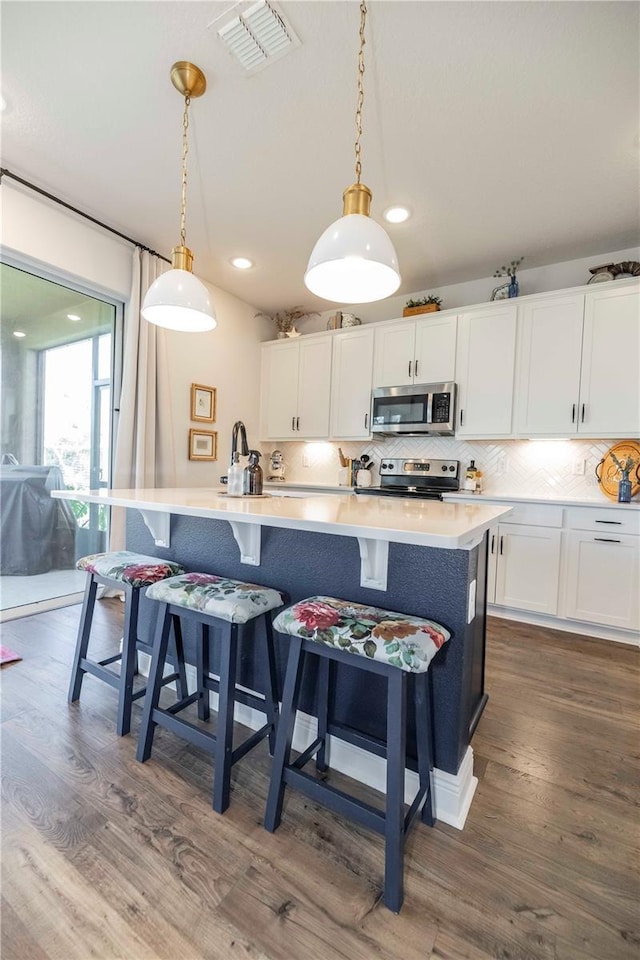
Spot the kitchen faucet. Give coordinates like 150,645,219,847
231,421,250,461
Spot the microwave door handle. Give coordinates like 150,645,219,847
426,393,433,424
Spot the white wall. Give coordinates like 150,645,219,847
294,246,640,334
1,182,271,486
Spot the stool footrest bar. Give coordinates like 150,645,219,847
327,721,388,760
79,659,120,689
165,692,200,714
231,723,272,764
283,768,385,835
291,737,324,770
404,786,429,833
151,708,217,753
98,652,123,667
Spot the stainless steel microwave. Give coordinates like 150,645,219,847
370,382,457,436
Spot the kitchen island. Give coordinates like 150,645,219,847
54,487,511,827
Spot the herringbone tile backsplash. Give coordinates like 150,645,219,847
271,437,619,501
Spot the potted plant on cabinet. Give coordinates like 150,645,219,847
402,295,442,318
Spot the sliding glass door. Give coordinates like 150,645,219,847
0,262,119,617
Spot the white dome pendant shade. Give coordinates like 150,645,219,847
142,250,216,333
141,61,216,333
305,185,401,304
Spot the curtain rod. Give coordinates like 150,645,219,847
0,167,171,264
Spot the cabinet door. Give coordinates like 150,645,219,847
486,525,499,604
579,286,640,437
372,321,416,387
456,306,517,436
262,342,299,439
330,328,375,439
494,524,562,614
516,295,584,435
296,337,332,438
562,531,640,630
413,314,457,384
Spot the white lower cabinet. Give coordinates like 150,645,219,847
562,531,640,631
494,523,562,615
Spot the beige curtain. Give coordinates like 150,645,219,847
109,248,176,551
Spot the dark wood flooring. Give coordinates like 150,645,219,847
1,600,638,959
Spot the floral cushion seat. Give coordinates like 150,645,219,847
76,551,184,588
146,573,285,624
273,596,450,674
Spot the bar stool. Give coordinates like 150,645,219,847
264,595,450,913
70,550,188,736
137,572,284,814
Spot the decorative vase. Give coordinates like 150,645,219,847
508,275,519,298
618,471,632,503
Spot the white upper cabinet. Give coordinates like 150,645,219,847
578,286,640,437
456,305,517,437
515,295,584,436
413,315,457,384
330,327,375,440
261,337,332,440
515,285,640,437
373,314,457,387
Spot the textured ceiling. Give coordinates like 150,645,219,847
2,1,639,313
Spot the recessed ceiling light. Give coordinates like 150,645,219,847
230,257,254,270
67,313,81,321
13,331,26,338
383,206,411,224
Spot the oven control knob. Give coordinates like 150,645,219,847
441,465,447,472
449,465,455,472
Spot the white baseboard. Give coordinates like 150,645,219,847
488,605,640,647
146,657,476,831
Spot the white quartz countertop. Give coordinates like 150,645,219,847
53,486,511,550
264,481,640,510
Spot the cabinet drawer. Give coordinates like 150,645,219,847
564,507,640,536
499,503,564,528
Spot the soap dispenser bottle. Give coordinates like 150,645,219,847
227,452,244,497
244,450,263,496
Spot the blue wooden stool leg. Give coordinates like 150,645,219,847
68,575,98,703
171,614,189,701
213,623,239,814
117,585,140,736
264,636,304,832
316,657,331,773
415,672,435,826
137,604,172,762
384,669,407,913
197,622,211,721
262,615,280,755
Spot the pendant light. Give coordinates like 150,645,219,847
304,2,400,305
142,62,216,332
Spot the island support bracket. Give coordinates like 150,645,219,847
357,537,389,591
229,521,261,566
140,510,171,548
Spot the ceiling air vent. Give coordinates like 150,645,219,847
213,1,300,73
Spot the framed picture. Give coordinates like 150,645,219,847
191,383,216,422
189,429,217,461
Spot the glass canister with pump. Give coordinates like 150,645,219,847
244,450,264,496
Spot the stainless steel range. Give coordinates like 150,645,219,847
354,458,460,501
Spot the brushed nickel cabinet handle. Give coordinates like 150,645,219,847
296,417,300,431
364,412,368,429
408,360,412,378
595,520,622,525
594,537,621,544
291,416,295,431
572,403,576,423
415,359,419,377
499,535,504,556
581,403,586,423
490,534,495,554
460,409,464,426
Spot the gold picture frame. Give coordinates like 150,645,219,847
191,383,216,422
189,429,217,461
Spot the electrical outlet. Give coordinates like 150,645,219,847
302,452,311,468
496,454,507,476
572,458,586,476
